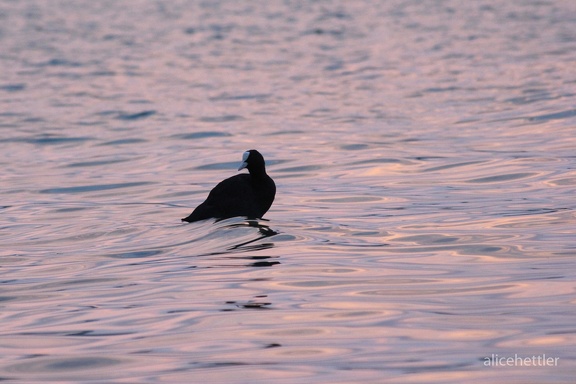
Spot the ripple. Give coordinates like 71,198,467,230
66,158,133,167
465,172,537,183
5,356,129,381
105,249,165,259
547,177,576,186
40,182,154,194
171,131,232,140
421,160,486,173
198,115,244,122
193,161,242,171
209,93,272,101
528,109,576,122
99,138,148,145
312,196,383,203
115,110,156,120
0,83,26,92
3,135,94,145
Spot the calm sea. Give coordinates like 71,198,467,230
1,0,575,382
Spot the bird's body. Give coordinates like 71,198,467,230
182,150,275,222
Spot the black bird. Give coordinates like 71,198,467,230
182,150,276,222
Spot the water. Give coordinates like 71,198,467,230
1,0,575,382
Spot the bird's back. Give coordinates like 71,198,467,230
182,173,274,222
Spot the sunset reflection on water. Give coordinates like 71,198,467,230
1,0,575,382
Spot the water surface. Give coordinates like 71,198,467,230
1,0,575,382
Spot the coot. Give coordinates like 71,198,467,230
182,150,276,222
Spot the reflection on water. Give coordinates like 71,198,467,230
1,0,576,382
213,219,279,255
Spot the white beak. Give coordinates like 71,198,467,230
238,151,250,171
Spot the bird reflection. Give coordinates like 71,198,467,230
223,219,278,253
209,219,280,267
224,295,273,310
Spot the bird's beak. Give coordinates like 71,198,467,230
238,151,250,171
